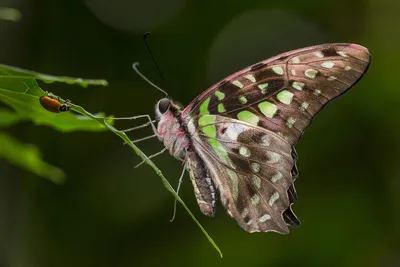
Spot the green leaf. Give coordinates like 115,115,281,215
71,103,223,258
0,7,21,22
0,131,65,183
0,64,110,132
0,64,108,87
0,109,25,127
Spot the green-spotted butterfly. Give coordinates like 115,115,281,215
148,43,371,234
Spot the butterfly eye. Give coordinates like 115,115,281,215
158,98,171,114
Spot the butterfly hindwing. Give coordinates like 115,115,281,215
183,43,370,145
187,115,298,233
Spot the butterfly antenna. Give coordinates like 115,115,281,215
143,32,165,81
132,62,168,96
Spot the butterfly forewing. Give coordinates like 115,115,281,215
183,43,370,145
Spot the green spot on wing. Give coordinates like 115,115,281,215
215,91,225,100
209,138,228,156
237,111,259,126
257,83,268,94
239,96,247,104
258,83,268,89
198,115,216,126
258,101,277,118
209,138,237,201
232,80,244,88
200,97,211,115
202,125,216,138
217,103,226,113
277,90,294,105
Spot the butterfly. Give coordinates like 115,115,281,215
149,43,371,234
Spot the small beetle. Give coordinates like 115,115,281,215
39,94,71,113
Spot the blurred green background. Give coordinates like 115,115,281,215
1,0,399,266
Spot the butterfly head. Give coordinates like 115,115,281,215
155,98,183,123
156,98,171,116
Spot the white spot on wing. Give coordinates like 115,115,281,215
286,117,296,128
305,69,318,79
314,89,321,95
261,135,270,146
272,66,284,75
227,169,239,201
321,61,335,68
328,76,337,81
291,69,296,76
224,123,247,140
239,146,251,157
292,81,305,91
251,162,260,173
337,51,348,57
252,174,261,188
271,172,282,183
244,74,256,83
266,151,280,163
299,101,309,112
290,57,300,63
345,66,352,71
259,214,271,222
315,52,324,58
251,194,260,205
268,192,280,206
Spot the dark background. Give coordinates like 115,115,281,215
1,0,399,266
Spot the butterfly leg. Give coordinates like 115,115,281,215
131,134,157,143
115,114,159,139
109,114,156,128
119,115,157,133
134,147,168,168
120,120,156,132
170,164,187,222
109,114,160,143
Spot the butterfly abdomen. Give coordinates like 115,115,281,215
186,151,218,216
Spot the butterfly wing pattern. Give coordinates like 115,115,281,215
188,116,298,233
155,43,370,234
183,43,370,145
